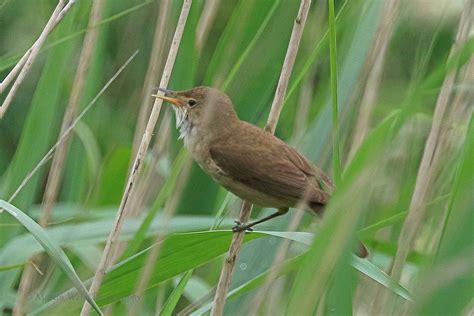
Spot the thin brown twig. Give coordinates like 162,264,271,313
80,2,192,315
348,0,400,160
384,0,472,311
210,1,312,315
0,0,76,119
11,2,106,314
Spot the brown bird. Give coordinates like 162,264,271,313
153,86,368,258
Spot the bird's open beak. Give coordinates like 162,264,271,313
152,87,184,107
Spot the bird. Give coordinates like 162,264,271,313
153,86,368,258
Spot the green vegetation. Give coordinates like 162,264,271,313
0,0,472,315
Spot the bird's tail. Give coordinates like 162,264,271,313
310,202,369,258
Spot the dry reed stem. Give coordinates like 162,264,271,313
39,0,105,228
131,0,172,161
249,54,320,312
251,182,315,314
12,2,106,313
109,1,173,267
210,1,312,315
293,75,313,143
128,3,223,309
249,211,304,315
426,55,474,255
0,0,75,119
293,0,325,143
154,286,166,316
130,0,221,221
80,2,192,315
196,0,220,52
0,52,30,94
385,0,473,310
126,4,221,310
40,0,105,226
4,51,139,206
131,0,218,218
128,111,173,219
128,156,193,316
432,54,474,168
265,0,312,135
348,0,400,160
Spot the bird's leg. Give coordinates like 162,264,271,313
232,208,289,232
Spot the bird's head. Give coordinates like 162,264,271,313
152,86,238,140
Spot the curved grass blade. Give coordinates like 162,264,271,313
160,270,193,316
220,0,281,91
357,211,407,238
261,230,413,302
0,200,103,315
350,256,413,301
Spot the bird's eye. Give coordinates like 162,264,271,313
188,99,197,107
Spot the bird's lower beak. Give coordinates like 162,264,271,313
152,87,184,107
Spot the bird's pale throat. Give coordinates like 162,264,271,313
173,106,192,140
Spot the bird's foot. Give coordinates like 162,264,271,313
232,220,253,233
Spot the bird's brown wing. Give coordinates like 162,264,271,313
209,125,331,205
283,143,334,192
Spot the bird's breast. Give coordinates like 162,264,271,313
183,129,213,169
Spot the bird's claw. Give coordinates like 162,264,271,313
232,220,253,233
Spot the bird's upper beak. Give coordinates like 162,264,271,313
152,87,185,107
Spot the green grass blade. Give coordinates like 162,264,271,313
160,270,193,316
0,200,103,315
122,148,188,259
350,256,413,301
357,211,407,238
220,0,281,91
0,262,27,272
261,230,413,301
0,215,236,268
299,0,384,161
34,231,263,314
